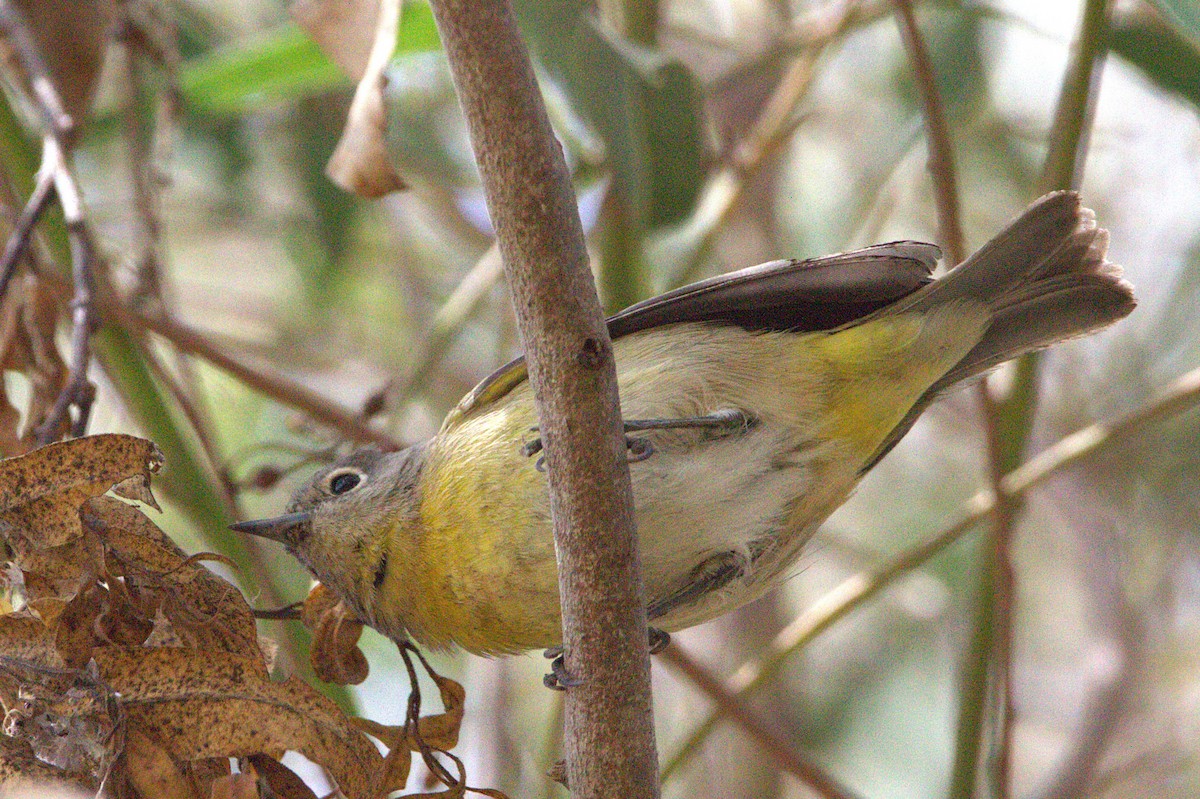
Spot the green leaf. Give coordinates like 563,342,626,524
1146,0,1200,44
515,0,708,231
1109,17,1200,111
180,4,441,115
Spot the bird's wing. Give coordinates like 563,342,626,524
441,242,941,431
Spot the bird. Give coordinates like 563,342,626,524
232,191,1134,660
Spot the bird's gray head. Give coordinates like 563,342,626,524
231,444,426,622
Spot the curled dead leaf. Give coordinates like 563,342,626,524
325,74,407,198
0,731,87,795
0,657,120,782
0,612,64,669
0,434,163,548
82,496,261,661
291,0,380,78
247,753,319,799
297,0,407,197
303,583,368,685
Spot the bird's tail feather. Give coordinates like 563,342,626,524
861,191,1135,472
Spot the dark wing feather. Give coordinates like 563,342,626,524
607,242,939,337
442,242,940,430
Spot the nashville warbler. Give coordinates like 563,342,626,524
233,191,1134,657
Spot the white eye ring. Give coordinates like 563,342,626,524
326,467,367,496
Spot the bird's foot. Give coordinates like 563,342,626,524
522,408,753,470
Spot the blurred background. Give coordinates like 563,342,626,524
2,0,1199,796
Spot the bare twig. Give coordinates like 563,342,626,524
33,261,401,451
0,1,102,442
0,170,53,304
659,645,860,799
131,329,241,517
893,0,964,265
1039,0,1111,193
428,1,657,796
0,0,72,137
133,310,401,449
892,4,1019,794
33,138,99,443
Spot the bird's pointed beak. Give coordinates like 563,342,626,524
230,511,313,545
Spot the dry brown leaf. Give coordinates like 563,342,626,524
111,473,162,512
182,757,232,799
247,754,319,799
94,570,155,648
414,670,464,753
0,731,86,795
303,583,368,685
93,646,383,799
306,0,407,198
352,655,468,796
125,728,194,799
291,0,380,77
0,611,64,669
0,657,120,781
9,533,105,611
326,72,406,197
53,583,104,669
0,435,162,609
83,497,261,660
0,274,68,456
210,771,261,799
0,434,163,547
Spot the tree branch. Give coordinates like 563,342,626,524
659,645,859,799
427,1,658,797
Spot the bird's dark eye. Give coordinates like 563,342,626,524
328,469,364,495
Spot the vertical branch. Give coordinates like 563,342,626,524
893,4,1016,797
893,0,964,266
1040,0,1111,193
426,2,659,798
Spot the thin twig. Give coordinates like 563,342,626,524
33,262,401,450
659,645,861,799
131,310,401,449
0,2,101,442
893,0,964,265
250,603,303,621
115,11,238,515
0,170,53,305
0,0,73,137
34,138,99,443
893,3,1017,793
131,328,241,517
662,364,1200,777
1039,0,1111,194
